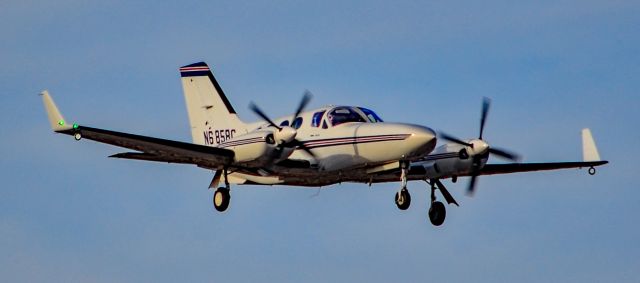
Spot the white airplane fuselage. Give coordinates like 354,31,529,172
213,105,437,186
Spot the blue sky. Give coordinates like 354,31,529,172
1,1,639,282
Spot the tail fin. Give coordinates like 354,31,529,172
179,62,247,146
582,128,601,162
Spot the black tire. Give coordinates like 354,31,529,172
395,189,411,210
213,187,230,212
428,201,446,226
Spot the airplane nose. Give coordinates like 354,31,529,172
407,125,437,157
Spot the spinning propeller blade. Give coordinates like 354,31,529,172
289,139,318,159
249,103,281,130
467,174,478,195
479,97,490,139
488,147,520,162
292,90,312,123
249,91,317,161
440,132,473,147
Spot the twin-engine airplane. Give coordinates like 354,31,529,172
41,62,608,226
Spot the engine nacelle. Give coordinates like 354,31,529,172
218,130,295,166
421,158,475,179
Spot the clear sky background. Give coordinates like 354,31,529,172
1,1,638,282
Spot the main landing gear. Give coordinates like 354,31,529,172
428,183,446,226
212,169,231,212
427,179,460,226
427,179,459,226
213,187,230,212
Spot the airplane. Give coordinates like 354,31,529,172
40,61,608,226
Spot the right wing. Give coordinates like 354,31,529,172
41,90,234,169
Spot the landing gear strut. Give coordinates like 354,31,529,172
213,168,231,212
395,161,411,210
426,179,458,226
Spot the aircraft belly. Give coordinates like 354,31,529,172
355,139,408,163
229,171,342,187
314,144,359,171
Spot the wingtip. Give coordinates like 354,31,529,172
41,90,73,131
581,128,601,162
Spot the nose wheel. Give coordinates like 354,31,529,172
395,161,411,210
395,188,411,210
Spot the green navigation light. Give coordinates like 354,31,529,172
58,120,65,126
73,123,79,129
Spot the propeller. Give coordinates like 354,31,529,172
292,90,312,125
249,103,281,131
439,97,520,195
249,91,317,160
479,97,490,139
440,132,473,147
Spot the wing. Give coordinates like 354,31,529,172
41,90,234,169
477,161,608,176
477,128,608,176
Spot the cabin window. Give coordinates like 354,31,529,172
279,120,290,127
311,111,326,127
291,117,303,129
327,107,366,126
358,107,384,123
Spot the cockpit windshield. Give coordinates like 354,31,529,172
358,107,384,123
327,107,367,126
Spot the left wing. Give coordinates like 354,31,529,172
477,128,607,176
40,90,235,169
477,160,607,176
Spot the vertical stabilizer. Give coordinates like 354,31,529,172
179,62,247,146
582,128,601,162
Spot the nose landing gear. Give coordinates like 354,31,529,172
395,161,411,210
395,188,411,210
